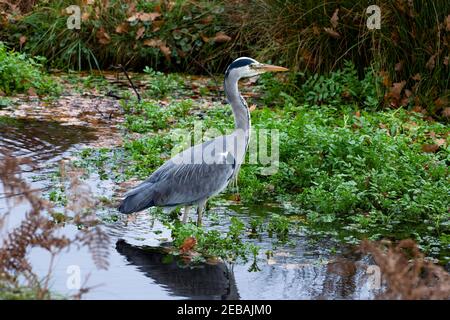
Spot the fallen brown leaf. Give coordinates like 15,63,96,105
135,26,145,40
96,27,111,45
143,38,161,47
212,31,231,43
81,12,90,22
426,53,437,70
421,144,439,153
159,43,171,60
180,236,197,254
139,12,160,22
19,35,27,46
412,73,421,81
27,87,37,96
115,23,129,34
442,107,450,118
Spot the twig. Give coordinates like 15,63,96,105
111,64,141,102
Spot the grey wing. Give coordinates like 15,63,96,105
128,138,236,207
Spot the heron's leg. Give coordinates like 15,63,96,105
182,206,191,224
196,199,207,227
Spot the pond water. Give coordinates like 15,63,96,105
0,117,378,299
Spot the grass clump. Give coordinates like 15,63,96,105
1,0,228,72
0,42,60,95
227,0,450,116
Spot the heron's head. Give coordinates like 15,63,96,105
225,57,288,80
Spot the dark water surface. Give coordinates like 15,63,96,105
0,118,377,299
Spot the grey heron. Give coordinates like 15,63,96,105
118,57,288,225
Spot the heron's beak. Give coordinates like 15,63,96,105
255,63,289,73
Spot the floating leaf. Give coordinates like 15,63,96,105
180,236,196,253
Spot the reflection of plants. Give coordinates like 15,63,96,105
0,156,109,299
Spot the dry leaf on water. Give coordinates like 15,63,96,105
180,237,197,254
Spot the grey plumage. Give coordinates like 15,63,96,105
118,57,288,224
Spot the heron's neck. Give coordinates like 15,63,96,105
224,75,250,132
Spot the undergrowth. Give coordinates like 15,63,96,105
0,42,60,95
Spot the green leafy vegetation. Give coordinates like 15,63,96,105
169,217,259,264
111,65,449,263
0,42,60,95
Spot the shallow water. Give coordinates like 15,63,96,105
0,118,378,299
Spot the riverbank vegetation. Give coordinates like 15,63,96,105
0,0,449,299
